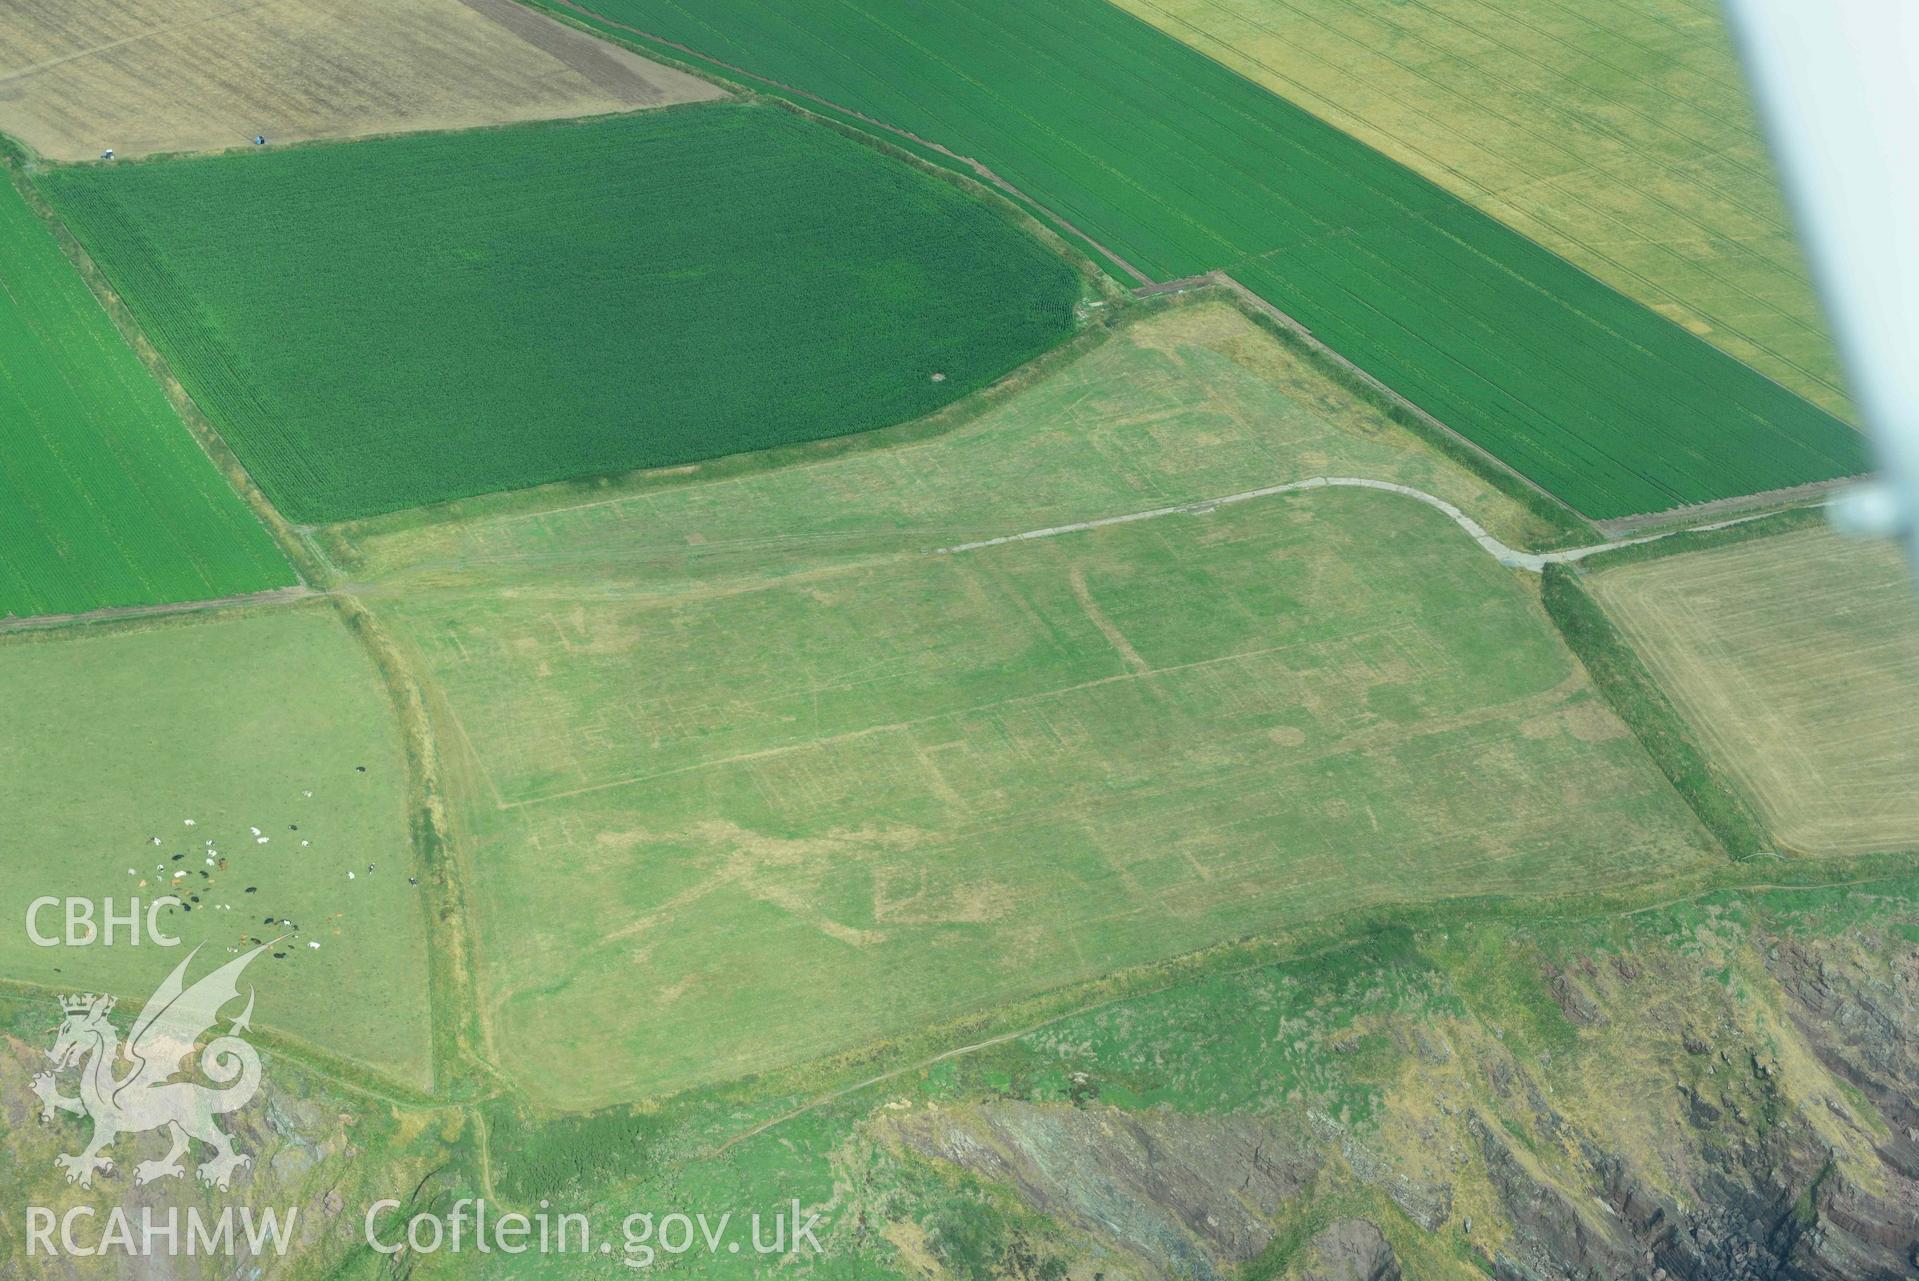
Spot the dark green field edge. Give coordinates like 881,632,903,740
36,104,1085,523
307,303,1135,567
309,286,1594,572
520,0,1145,287
1541,562,1772,859
520,0,1587,547
1204,279,1596,548
539,0,1868,522
0,144,295,619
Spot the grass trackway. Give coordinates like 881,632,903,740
935,476,1806,571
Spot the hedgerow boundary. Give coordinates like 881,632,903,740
1542,562,1772,860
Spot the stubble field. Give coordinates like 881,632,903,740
1589,527,1919,857
0,0,722,161
1111,0,1848,418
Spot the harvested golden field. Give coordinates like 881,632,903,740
1112,0,1851,419
1590,528,1919,856
0,0,722,161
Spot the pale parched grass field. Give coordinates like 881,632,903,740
0,0,721,161
1111,0,1850,419
1590,527,1919,857
343,304,1716,1106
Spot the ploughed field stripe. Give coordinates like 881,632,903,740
560,0,1868,519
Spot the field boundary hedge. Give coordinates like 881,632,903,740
533,0,1869,520
1574,505,1830,575
0,147,299,617
519,0,1147,286
307,300,1130,567
41,104,1085,521
1186,275,1596,550
1541,563,1771,859
4,143,325,578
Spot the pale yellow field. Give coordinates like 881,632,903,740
1591,528,1919,856
1113,0,1851,418
0,0,722,161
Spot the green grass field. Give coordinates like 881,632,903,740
0,605,433,1086
342,304,1715,1106
0,172,291,619
544,0,1864,520
331,300,1572,575
1113,0,1849,419
38,102,1083,522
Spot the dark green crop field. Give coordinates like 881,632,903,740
0,174,291,619
549,0,1867,520
39,103,1082,522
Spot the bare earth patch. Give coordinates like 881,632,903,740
0,0,722,161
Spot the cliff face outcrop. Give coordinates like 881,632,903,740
1292,1220,1400,1281
0,1025,463,1281
1767,935,1919,1184
871,917,1919,1281
1411,923,1918,1281
885,1101,1321,1281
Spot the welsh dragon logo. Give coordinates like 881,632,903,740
33,943,268,1190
